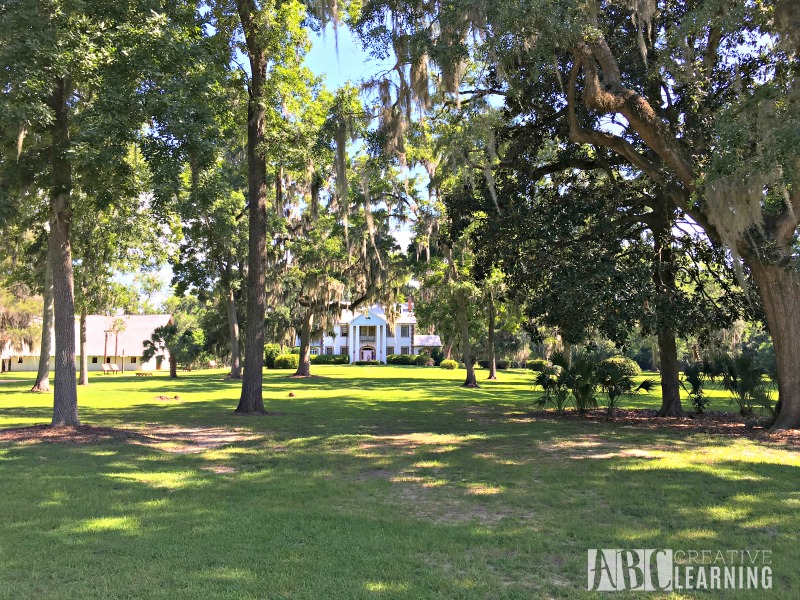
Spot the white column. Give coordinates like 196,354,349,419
353,325,359,362
378,325,383,363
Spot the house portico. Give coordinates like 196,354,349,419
349,310,388,363
299,302,442,363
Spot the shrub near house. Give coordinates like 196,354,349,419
273,354,300,369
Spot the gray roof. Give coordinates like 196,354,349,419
414,334,441,347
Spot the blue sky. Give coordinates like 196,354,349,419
304,26,391,88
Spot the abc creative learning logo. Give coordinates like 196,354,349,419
587,549,773,592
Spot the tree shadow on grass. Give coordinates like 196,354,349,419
0,426,797,599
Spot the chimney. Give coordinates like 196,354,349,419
407,296,413,313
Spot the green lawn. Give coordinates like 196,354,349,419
0,366,797,599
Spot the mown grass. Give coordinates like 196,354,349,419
0,365,797,599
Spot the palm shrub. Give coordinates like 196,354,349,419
533,365,571,414
597,360,655,418
553,352,600,413
721,354,775,417
681,362,709,414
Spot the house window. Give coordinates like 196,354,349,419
325,347,333,355
340,326,348,337
389,347,396,355
18,357,23,363
401,346,410,355
130,357,137,364
106,357,111,363
310,348,319,356
386,327,394,337
341,346,348,356
92,357,98,364
400,325,410,338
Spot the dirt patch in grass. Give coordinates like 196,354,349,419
538,434,668,460
357,468,394,480
514,409,800,447
0,425,132,445
0,424,263,454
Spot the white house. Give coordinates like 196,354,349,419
0,314,173,373
299,301,442,363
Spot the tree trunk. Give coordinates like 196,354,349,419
49,76,79,427
227,286,242,379
169,354,178,378
79,308,88,386
749,260,800,429
235,0,268,414
294,309,313,377
486,294,497,380
443,344,452,360
456,290,478,388
31,254,53,392
562,339,573,367
655,327,684,416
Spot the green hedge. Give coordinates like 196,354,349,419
354,360,381,366
273,354,299,369
440,359,458,370
264,344,281,368
526,358,550,371
599,356,641,379
387,354,417,365
415,354,435,366
478,359,511,369
311,354,350,364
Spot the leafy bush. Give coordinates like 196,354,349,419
264,344,281,368
354,360,381,366
415,354,435,366
527,358,550,371
440,359,458,370
288,347,300,355
682,362,709,414
387,354,416,365
273,354,299,369
311,354,350,365
598,356,641,379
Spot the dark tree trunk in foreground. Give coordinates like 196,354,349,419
750,260,800,429
655,327,684,417
169,354,178,378
78,307,88,386
486,294,497,380
456,290,478,388
49,76,79,427
235,0,267,414
651,209,685,417
31,254,53,392
294,308,313,377
226,286,242,379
